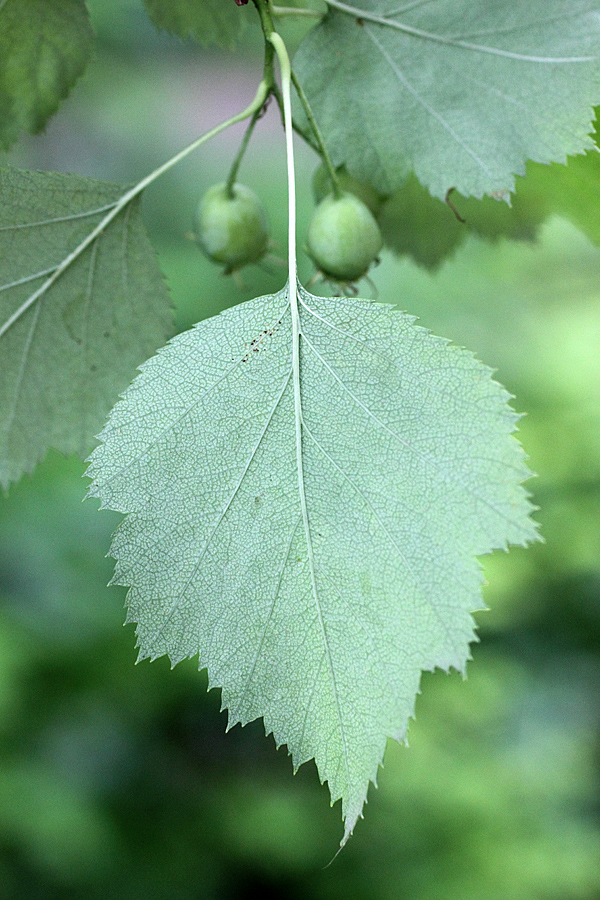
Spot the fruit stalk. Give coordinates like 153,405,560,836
291,70,342,199
225,108,263,199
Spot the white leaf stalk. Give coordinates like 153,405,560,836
269,33,297,303
269,33,321,644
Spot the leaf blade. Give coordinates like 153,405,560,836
0,0,93,149
87,282,538,842
293,0,600,198
143,0,250,48
0,167,173,491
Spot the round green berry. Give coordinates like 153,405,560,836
307,193,383,282
193,182,269,273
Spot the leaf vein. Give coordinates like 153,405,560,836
326,0,598,62
301,332,525,530
365,25,494,178
0,201,120,232
0,266,59,294
150,368,293,649
3,302,42,449
237,513,302,708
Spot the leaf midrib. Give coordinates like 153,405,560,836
292,283,352,801
325,0,598,63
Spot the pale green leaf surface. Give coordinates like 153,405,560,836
87,281,537,842
143,0,250,48
293,0,600,198
0,0,93,150
0,167,173,491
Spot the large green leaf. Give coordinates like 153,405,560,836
0,0,93,150
0,167,173,491
293,0,600,198
87,281,538,842
143,0,251,48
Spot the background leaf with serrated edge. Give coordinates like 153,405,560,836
143,0,252,49
0,167,173,492
0,0,94,150
378,174,548,270
377,146,600,270
86,280,539,844
293,0,600,198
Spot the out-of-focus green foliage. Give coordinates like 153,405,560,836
0,0,93,150
143,0,252,49
0,1,599,896
378,148,600,271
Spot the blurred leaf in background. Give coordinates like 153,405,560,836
0,0,94,150
0,0,599,897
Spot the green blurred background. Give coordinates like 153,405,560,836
1,2,599,897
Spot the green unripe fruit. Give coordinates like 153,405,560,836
194,182,269,273
312,164,385,217
307,192,383,282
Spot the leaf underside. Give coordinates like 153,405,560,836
0,0,94,150
0,167,173,492
293,0,600,198
143,0,249,48
87,282,538,843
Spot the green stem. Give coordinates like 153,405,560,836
225,109,262,197
270,83,319,153
254,2,331,166
271,4,323,17
224,5,283,198
0,80,269,342
253,0,277,37
291,71,342,198
291,117,319,152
